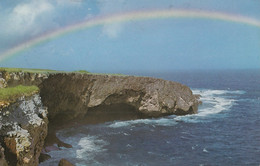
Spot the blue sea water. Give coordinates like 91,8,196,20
40,70,260,166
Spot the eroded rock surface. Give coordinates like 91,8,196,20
40,73,199,123
0,94,48,166
0,71,48,87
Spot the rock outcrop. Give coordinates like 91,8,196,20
40,73,199,123
0,94,48,166
0,78,7,88
0,71,48,87
0,72,7,88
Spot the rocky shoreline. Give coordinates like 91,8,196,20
0,71,200,166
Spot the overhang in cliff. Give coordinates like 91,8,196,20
40,73,199,123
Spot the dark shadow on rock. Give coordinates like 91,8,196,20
84,103,147,124
39,153,51,163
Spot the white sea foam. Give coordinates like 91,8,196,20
108,89,244,127
76,136,108,159
203,148,209,153
174,89,244,123
192,89,245,96
193,89,242,113
108,117,178,128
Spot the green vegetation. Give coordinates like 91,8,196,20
0,67,127,76
0,67,90,74
89,72,127,76
0,67,60,74
0,85,39,102
72,70,127,76
108,73,127,76
73,70,90,74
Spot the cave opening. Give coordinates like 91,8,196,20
84,103,146,124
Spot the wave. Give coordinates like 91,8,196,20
39,135,108,166
76,136,108,159
108,117,178,128
174,89,243,122
108,89,244,128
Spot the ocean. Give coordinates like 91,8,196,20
40,70,260,166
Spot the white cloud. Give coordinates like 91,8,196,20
7,0,54,36
97,0,126,38
102,23,123,38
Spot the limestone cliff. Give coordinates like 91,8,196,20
1,70,200,166
40,73,199,123
0,94,48,166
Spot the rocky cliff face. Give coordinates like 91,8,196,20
0,94,48,166
40,73,199,123
1,71,200,165
0,71,48,87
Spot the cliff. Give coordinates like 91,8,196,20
40,73,199,124
0,70,200,165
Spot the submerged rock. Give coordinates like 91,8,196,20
58,158,75,166
0,94,48,166
39,153,51,163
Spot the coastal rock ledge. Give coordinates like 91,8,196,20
40,73,199,123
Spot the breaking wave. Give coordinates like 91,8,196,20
108,89,245,127
76,136,108,159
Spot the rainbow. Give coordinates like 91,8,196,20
1,9,260,62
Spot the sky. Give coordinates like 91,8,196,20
0,0,259,73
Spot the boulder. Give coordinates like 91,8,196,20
58,158,74,166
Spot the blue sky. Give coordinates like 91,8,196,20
0,0,259,73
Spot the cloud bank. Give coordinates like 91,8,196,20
0,0,84,51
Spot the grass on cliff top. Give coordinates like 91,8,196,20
0,85,39,102
0,67,128,76
0,67,90,74
0,67,60,74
